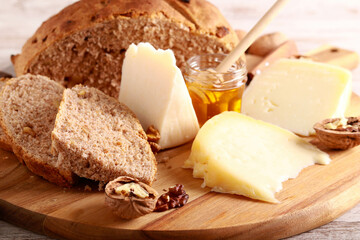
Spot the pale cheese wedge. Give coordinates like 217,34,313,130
119,43,199,149
242,58,352,136
184,111,330,203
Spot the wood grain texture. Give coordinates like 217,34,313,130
0,95,360,240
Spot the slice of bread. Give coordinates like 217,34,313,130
0,74,75,187
0,78,12,151
51,85,157,185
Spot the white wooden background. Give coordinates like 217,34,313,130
0,0,360,239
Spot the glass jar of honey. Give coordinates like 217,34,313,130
184,53,247,126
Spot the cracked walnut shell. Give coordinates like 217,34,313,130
313,117,360,150
105,176,158,219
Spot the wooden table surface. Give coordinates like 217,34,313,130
0,0,360,239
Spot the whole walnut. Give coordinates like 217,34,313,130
105,176,158,219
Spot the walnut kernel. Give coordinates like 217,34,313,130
78,90,86,96
154,184,189,212
23,126,36,137
146,125,160,143
146,125,161,153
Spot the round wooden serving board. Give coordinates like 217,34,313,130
1,94,360,240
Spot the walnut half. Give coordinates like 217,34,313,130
313,117,360,150
105,176,158,219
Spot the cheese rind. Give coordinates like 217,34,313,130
184,111,330,203
119,43,199,149
241,59,352,136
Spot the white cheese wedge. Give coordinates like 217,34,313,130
119,42,199,149
184,111,330,203
242,59,352,136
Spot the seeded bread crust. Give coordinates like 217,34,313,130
12,0,238,98
0,78,12,151
0,74,75,187
51,85,157,185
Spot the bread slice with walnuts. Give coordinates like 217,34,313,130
0,78,12,151
0,74,75,187
12,0,238,98
51,85,157,185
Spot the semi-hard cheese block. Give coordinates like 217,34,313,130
184,111,330,203
119,43,199,149
242,59,352,136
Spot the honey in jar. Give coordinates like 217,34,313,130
184,53,247,126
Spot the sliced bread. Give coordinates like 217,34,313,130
51,85,157,185
0,74,75,187
0,78,12,151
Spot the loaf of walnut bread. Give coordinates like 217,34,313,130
12,0,238,98
51,85,157,185
0,74,75,187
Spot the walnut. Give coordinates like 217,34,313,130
216,26,230,38
154,184,189,212
23,126,36,137
149,141,161,154
77,90,86,96
105,176,158,219
313,117,360,150
146,125,161,154
146,125,160,143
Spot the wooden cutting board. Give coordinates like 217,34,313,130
1,48,360,240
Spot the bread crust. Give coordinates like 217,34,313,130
9,137,76,187
0,78,12,151
12,0,238,76
0,75,76,187
0,129,12,152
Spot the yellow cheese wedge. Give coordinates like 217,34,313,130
119,43,199,149
184,111,330,203
242,59,352,136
